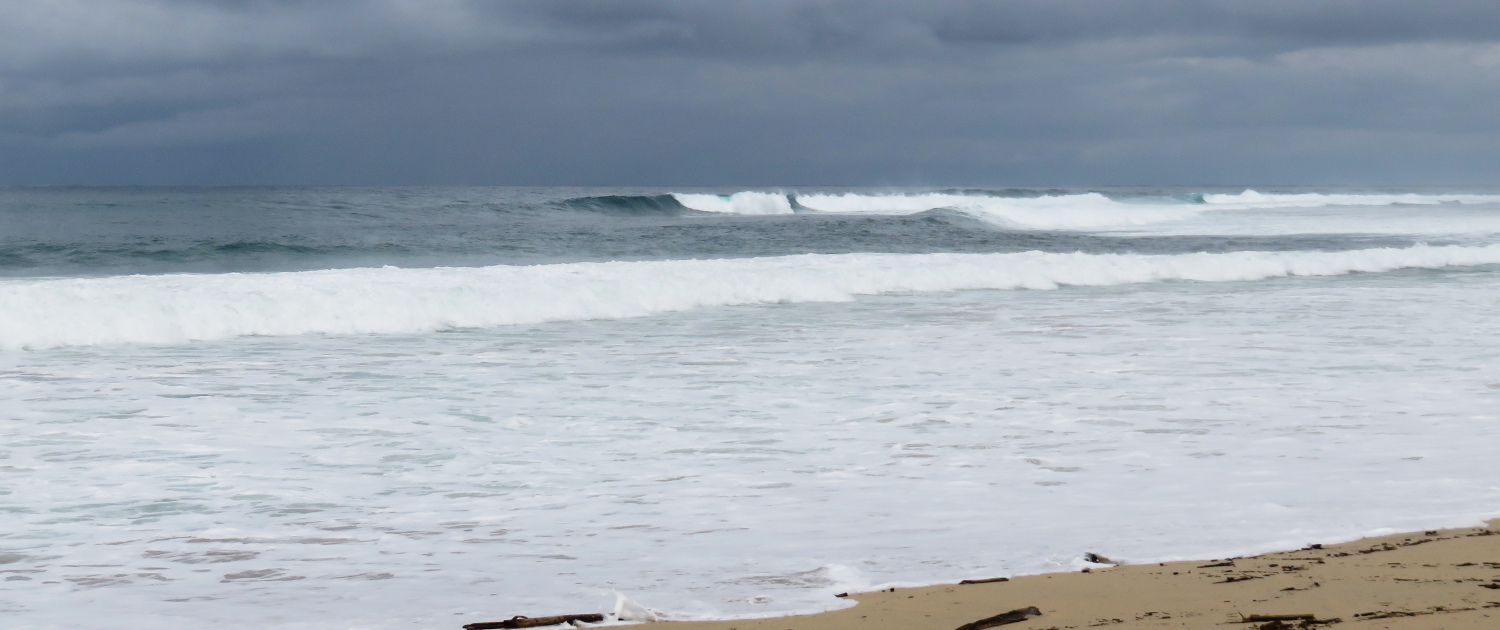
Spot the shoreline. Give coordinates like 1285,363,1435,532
653,519,1500,630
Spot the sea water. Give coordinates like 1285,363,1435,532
3,187,1500,628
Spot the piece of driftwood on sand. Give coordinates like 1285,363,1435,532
952,606,1042,630
462,613,605,629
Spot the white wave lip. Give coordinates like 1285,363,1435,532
4,244,1499,350
672,192,794,215
796,191,1202,230
1204,190,1500,208
673,189,1500,231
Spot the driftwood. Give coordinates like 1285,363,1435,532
462,614,605,629
953,606,1042,630
1235,613,1342,628
1250,620,1341,630
1238,614,1316,622
958,577,1010,585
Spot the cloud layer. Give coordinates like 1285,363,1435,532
3,1,1499,185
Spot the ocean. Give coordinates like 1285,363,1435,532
4,186,1500,629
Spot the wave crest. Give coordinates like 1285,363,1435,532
794,192,1201,230
3,245,1498,350
661,189,1500,231
554,194,687,215
1204,190,1500,207
672,192,795,215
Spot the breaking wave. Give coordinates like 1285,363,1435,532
1202,190,1500,208
655,189,1500,231
4,244,1499,350
794,192,1199,229
672,192,795,215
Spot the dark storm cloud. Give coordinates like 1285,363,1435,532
932,1,1500,48
2,1,1499,185
491,1,1500,58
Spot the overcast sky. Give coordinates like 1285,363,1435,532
3,0,1499,186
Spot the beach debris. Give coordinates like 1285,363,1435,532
1354,604,1495,620
834,592,849,598
1238,613,1315,622
1481,583,1500,589
1199,560,1235,568
1216,575,1263,584
958,577,1010,585
1236,614,1341,629
952,606,1042,630
1082,552,1116,565
1353,610,1417,620
1358,543,1398,554
1251,622,1326,630
461,614,604,629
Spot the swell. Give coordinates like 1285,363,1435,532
556,189,1082,219
3,244,1498,350
0,240,416,275
551,194,688,215
663,190,1500,231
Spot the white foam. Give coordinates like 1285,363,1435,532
672,192,794,215
668,190,1500,232
794,192,1202,229
8,263,1500,629
1203,190,1500,208
5,244,1500,350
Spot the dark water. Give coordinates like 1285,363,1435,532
0,186,1419,278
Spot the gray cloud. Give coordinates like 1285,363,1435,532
2,1,1499,185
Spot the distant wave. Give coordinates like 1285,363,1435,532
794,192,1200,229
4,244,1499,350
671,192,796,215
1203,190,1500,208
553,194,688,215
660,190,1500,231
0,240,414,272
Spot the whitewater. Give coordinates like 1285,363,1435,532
6,244,1500,350
3,186,1500,629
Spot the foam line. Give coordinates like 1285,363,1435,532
3,245,1498,349
669,190,1500,230
795,192,1200,229
1203,190,1500,207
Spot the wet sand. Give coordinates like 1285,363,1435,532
659,519,1500,630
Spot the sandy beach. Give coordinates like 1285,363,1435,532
658,519,1500,630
